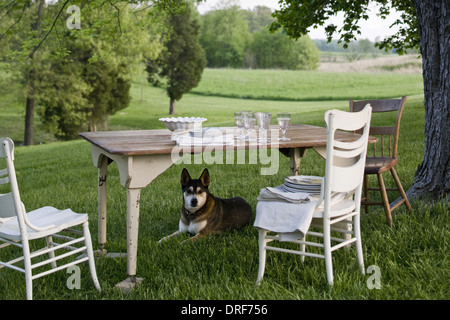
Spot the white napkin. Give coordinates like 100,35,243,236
255,182,352,241
254,199,318,242
175,128,234,146
254,185,317,241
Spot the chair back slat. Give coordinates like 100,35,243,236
330,156,367,192
0,176,9,185
0,193,16,219
0,138,26,224
350,98,401,113
0,138,13,159
0,141,14,219
323,105,372,208
369,127,396,136
350,96,406,159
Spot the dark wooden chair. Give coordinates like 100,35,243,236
349,96,412,226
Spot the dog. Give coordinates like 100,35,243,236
158,168,252,243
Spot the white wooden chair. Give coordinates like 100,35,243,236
256,105,372,285
0,137,101,300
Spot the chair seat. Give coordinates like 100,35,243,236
313,199,356,218
0,206,88,241
365,157,398,174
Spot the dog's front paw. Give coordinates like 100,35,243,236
157,237,168,244
157,230,181,244
180,234,204,244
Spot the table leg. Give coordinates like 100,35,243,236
115,188,144,292
290,147,307,176
113,153,173,291
126,188,140,278
90,146,173,292
97,155,108,254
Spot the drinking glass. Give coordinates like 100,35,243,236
277,112,291,141
234,112,245,139
242,111,255,140
246,112,257,141
255,112,272,143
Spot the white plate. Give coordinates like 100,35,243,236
284,181,321,189
285,175,323,185
282,184,321,195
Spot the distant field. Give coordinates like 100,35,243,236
1,58,424,144
319,54,423,74
191,66,423,101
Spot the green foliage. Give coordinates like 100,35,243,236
199,4,320,70
146,1,206,114
0,0,179,142
199,5,251,68
270,0,420,54
37,3,158,139
1,1,168,140
314,38,392,62
251,29,319,70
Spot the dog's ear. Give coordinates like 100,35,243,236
199,168,210,188
181,168,191,187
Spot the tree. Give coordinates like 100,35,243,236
270,0,449,200
25,2,161,139
243,5,275,33
251,28,319,70
199,5,251,68
245,6,319,70
146,2,206,114
37,30,133,139
0,0,183,144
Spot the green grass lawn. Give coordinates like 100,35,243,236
0,67,448,300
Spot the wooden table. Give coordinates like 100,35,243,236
79,124,373,291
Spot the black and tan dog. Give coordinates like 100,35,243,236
158,168,252,243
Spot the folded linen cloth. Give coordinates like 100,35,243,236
254,183,351,241
254,185,317,241
254,199,318,242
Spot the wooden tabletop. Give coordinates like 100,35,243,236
79,124,372,156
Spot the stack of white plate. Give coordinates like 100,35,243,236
283,176,322,195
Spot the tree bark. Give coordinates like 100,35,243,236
24,94,35,146
169,98,176,115
410,0,450,199
23,0,45,146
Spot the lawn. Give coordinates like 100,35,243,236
0,66,448,301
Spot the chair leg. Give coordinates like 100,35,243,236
22,239,33,300
353,214,365,276
45,235,57,269
256,229,267,285
363,174,370,214
300,235,306,263
83,222,101,291
377,173,393,226
323,221,334,285
390,168,412,211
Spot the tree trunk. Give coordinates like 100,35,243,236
23,0,45,146
409,0,450,199
169,98,176,115
24,95,35,146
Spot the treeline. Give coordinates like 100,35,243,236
314,39,393,62
198,5,320,70
0,0,170,142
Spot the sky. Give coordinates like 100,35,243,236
197,0,402,42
